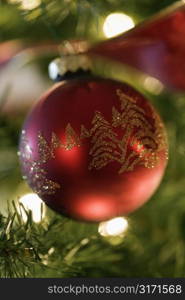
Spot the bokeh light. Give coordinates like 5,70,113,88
103,13,135,38
19,193,45,223
143,76,164,95
98,217,129,237
9,0,41,10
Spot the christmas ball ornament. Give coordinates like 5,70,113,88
19,67,168,222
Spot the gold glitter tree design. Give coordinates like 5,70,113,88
112,89,160,173
88,111,120,170
20,131,61,196
38,132,55,163
29,163,61,196
80,125,91,139
51,132,63,150
87,89,162,173
65,123,81,150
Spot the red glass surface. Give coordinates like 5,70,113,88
19,78,168,222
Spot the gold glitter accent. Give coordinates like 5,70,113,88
153,109,169,154
38,131,55,163
88,111,119,170
65,123,81,150
29,164,60,195
116,89,136,104
51,132,63,149
20,131,61,196
86,89,167,172
81,89,160,173
80,125,91,139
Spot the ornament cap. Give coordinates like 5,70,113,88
49,40,92,82
48,54,92,81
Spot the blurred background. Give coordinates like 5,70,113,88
1,0,185,278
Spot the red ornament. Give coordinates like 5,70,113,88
89,2,185,91
19,77,168,222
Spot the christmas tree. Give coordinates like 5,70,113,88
1,0,185,279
